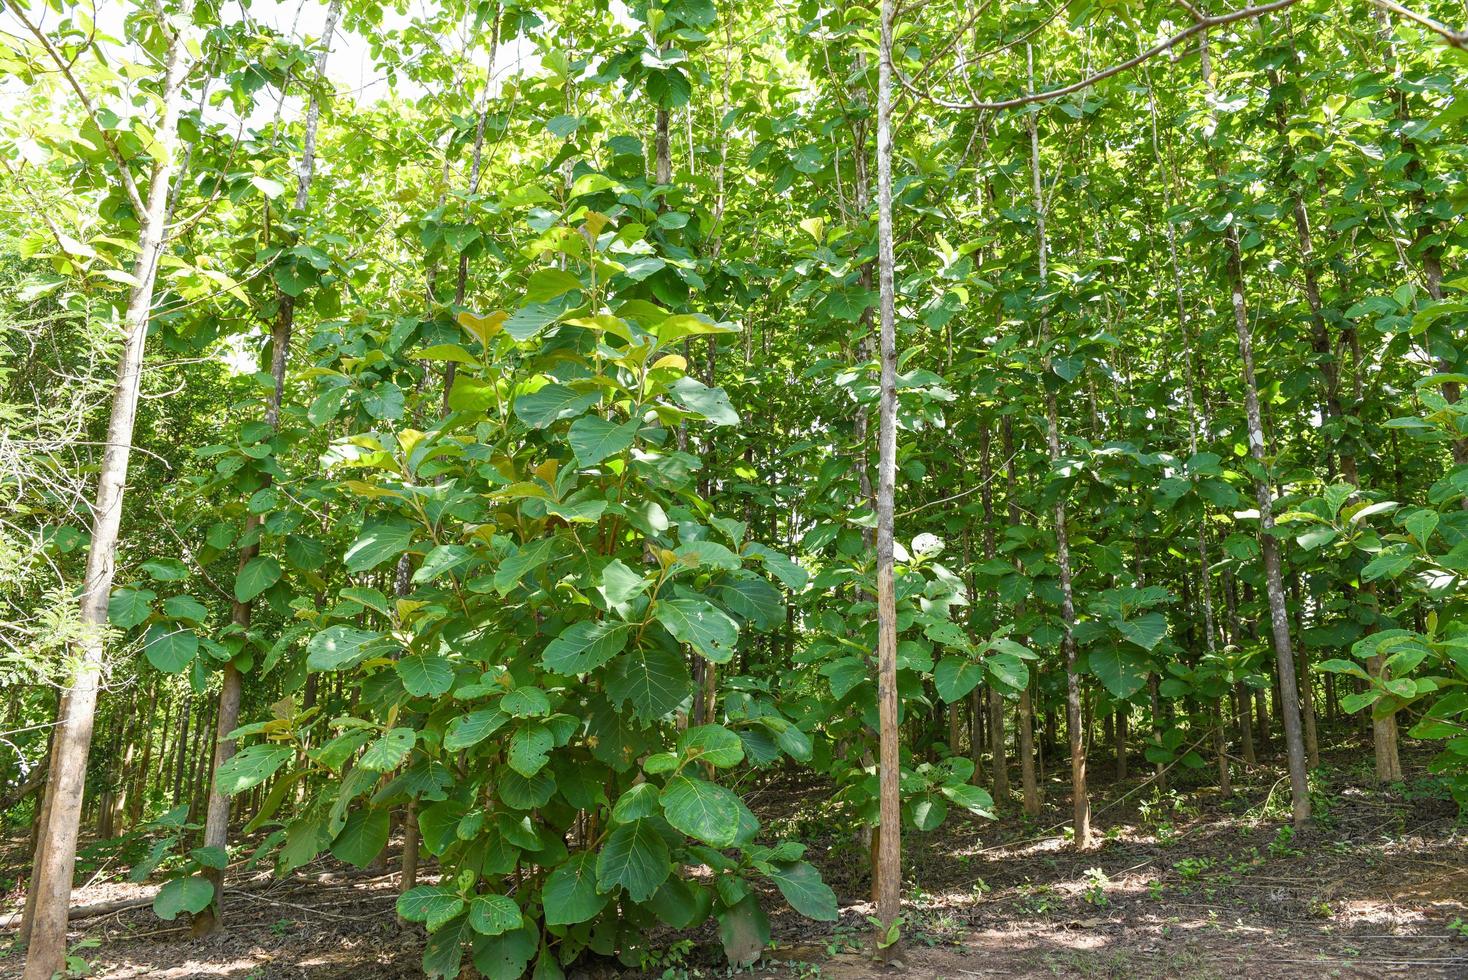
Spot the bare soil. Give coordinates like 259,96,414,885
3,732,1465,979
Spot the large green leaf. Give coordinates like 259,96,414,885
660,774,741,846
331,807,389,868
1089,648,1150,699
595,818,670,902
306,625,390,672
676,724,744,768
542,851,607,925
986,651,1029,692
568,415,640,466
1116,612,1168,650
234,556,282,603
153,875,214,920
344,519,415,573
716,894,770,968
396,885,464,927
468,894,524,936
507,723,553,776
444,709,509,750
606,646,691,721
933,656,983,703
397,653,455,697
214,743,292,795
669,376,739,425
493,536,564,595
360,728,415,771
655,597,738,662
542,620,632,675
144,624,198,674
764,860,837,921
515,383,601,429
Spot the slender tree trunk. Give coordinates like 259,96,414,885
872,0,901,953
1288,575,1320,768
195,2,342,934
1202,34,1309,826
19,723,59,943
1114,706,1128,781
1147,676,1168,793
1151,83,1230,794
22,10,197,973
1001,419,1042,816
1027,45,1089,849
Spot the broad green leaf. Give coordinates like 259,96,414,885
1089,648,1151,699
162,594,207,623
234,556,282,603
986,651,1029,691
154,875,214,920
331,807,389,867
596,818,670,902
144,625,198,674
743,543,808,590
344,520,415,573
542,852,607,925
940,781,996,818
612,782,662,822
524,268,582,302
214,743,292,795
660,774,741,846
493,536,564,595
139,558,189,581
515,383,601,429
716,894,770,968
543,620,633,675
396,885,463,926
606,646,691,721
677,724,744,768
360,728,415,771
413,544,473,584
398,654,455,697
1117,612,1168,650
656,597,739,662
108,587,155,629
1362,548,1414,581
669,376,739,426
568,416,640,466
508,723,553,776
502,686,551,716
933,656,983,703
764,861,837,921
444,709,509,750
307,626,390,672
468,894,524,936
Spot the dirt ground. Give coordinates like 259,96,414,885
3,734,1465,979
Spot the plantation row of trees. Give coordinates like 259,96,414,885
1,0,1465,976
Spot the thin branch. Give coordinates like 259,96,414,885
4,0,149,215
898,0,1306,111
1368,0,1467,48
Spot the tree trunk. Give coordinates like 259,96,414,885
1114,706,1128,781
22,9,197,975
1028,44,1089,849
1288,575,1320,769
1001,419,1042,816
872,0,901,954
1202,34,1309,826
195,1,342,935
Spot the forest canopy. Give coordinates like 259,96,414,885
1,0,1466,977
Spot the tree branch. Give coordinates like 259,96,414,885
4,0,150,216
899,0,1307,111
1369,0,1467,49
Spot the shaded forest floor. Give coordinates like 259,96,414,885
2,730,1466,979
